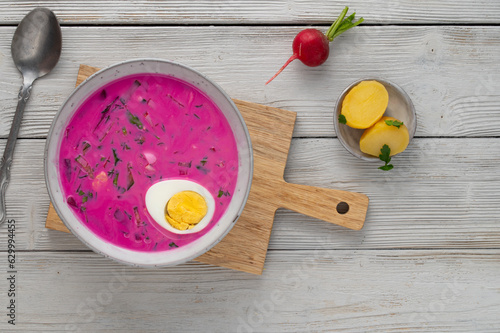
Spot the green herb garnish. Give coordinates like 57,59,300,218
113,172,119,186
218,189,231,197
112,148,121,166
126,164,134,190
121,142,131,150
82,142,91,155
378,144,394,171
127,111,143,129
196,165,209,174
134,135,145,145
385,119,404,128
169,242,179,248
338,114,347,124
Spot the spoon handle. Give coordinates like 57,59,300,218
0,79,33,225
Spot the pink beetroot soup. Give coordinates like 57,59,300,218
58,73,239,251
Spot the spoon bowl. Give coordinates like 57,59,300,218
11,8,62,81
0,8,62,224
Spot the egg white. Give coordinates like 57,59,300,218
145,179,215,234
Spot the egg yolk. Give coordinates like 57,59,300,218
165,191,208,230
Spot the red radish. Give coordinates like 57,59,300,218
266,6,363,85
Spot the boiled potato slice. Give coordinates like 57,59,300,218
341,80,389,129
360,116,409,156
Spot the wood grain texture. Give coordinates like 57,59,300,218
1,26,500,138
277,181,368,230
2,138,499,252
0,250,498,332
1,1,500,24
45,202,69,233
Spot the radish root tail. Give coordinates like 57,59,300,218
265,54,298,85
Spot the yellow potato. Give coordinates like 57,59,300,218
360,116,410,156
341,80,389,129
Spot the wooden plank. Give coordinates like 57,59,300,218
0,250,498,331
3,138,500,251
1,26,500,138
1,1,500,24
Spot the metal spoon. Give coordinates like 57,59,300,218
0,8,62,224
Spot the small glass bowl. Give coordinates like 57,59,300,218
333,78,417,161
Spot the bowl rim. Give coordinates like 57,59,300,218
44,58,254,267
333,77,417,161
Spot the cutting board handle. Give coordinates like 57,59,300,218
277,181,369,230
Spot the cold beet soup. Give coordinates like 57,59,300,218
58,73,239,251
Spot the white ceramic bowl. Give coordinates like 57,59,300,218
44,59,253,267
333,78,417,161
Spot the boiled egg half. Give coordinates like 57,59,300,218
145,179,215,234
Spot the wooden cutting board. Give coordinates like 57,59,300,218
46,64,369,275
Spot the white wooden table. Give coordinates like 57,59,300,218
1,1,500,332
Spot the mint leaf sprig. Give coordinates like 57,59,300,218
338,114,347,124
378,144,394,171
385,119,404,128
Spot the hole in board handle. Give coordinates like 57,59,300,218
336,202,349,214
